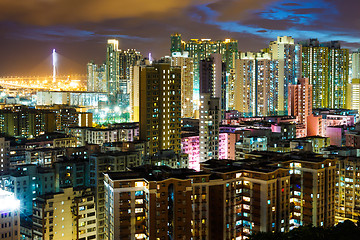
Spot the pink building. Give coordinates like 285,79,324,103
219,133,228,159
307,114,325,137
296,125,307,138
219,133,237,160
181,135,200,171
326,126,344,146
182,132,237,171
288,78,312,127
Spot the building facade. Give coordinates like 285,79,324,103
288,78,312,127
171,52,194,118
269,36,301,115
139,63,182,156
301,39,349,109
199,94,220,163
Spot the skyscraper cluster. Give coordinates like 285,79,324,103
1,32,360,240
88,39,142,109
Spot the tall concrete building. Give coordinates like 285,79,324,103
170,34,238,108
269,36,301,115
199,54,226,117
139,63,182,156
281,156,336,229
288,78,312,127
335,157,360,223
199,94,220,163
0,106,56,138
236,52,278,116
170,33,184,53
89,151,142,239
106,39,142,106
104,163,290,240
130,59,150,122
171,52,194,118
300,39,349,109
0,137,10,174
248,152,336,229
106,39,120,104
347,78,360,113
87,61,106,92
227,67,237,111
103,151,338,240
351,49,360,80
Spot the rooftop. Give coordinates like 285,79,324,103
106,165,208,181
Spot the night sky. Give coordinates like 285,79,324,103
0,0,360,76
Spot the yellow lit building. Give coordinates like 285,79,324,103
301,39,349,109
235,52,278,116
32,187,96,240
281,157,336,228
269,36,301,115
347,78,360,111
335,157,360,224
171,52,194,118
139,63,182,156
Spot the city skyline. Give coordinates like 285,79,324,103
0,0,360,76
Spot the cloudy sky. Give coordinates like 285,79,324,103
0,0,359,76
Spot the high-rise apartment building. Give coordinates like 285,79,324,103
171,52,194,118
351,49,360,79
269,36,301,115
199,94,220,163
104,163,291,240
106,39,142,105
170,33,183,53
0,106,56,138
0,137,10,174
139,63,182,156
300,39,349,109
130,59,151,122
347,78,360,113
288,78,312,127
335,157,360,224
89,151,142,239
170,34,238,107
227,68,237,111
200,54,226,117
106,39,119,104
279,155,336,229
104,169,196,240
87,61,107,92
236,52,278,116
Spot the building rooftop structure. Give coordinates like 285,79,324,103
105,165,208,182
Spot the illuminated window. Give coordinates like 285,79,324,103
135,182,144,187
135,208,143,213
